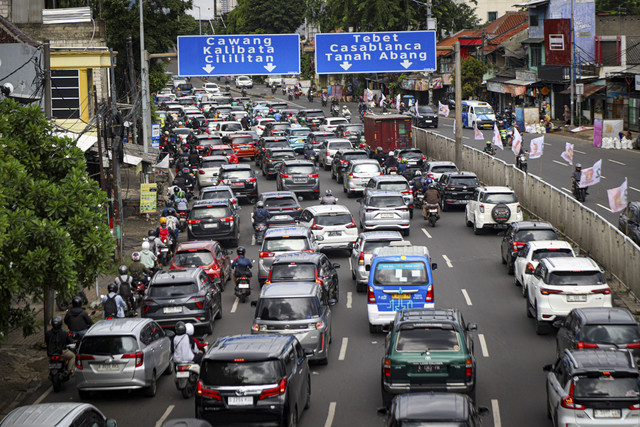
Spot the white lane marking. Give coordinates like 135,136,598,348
338,337,348,361
348,257,353,271
421,228,432,238
251,235,255,245
478,334,490,357
601,175,607,179
33,386,52,405
561,187,572,194
553,160,569,166
597,203,613,213
442,254,453,268
230,297,239,313
461,289,472,306
492,399,502,427
442,123,453,127
155,405,175,427
631,186,640,193
346,292,353,309
575,149,586,154
608,159,625,166
463,136,470,139
324,402,337,427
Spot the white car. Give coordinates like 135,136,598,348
297,205,358,252
514,240,575,292
343,160,382,197
252,118,276,136
235,75,253,88
319,117,350,133
318,138,352,170
197,155,229,188
465,186,523,234
203,82,221,94
265,75,282,87
423,161,459,181
525,257,612,335
213,121,244,137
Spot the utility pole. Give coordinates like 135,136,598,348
139,0,151,154
454,42,462,168
109,50,123,262
43,42,52,119
126,36,138,146
94,88,107,193
570,0,575,126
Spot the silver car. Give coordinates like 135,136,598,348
349,231,404,292
318,138,353,171
75,318,172,398
343,159,382,197
197,155,229,188
257,226,318,284
251,282,335,364
0,403,117,427
423,160,459,181
359,191,411,236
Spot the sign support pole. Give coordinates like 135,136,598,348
454,42,462,168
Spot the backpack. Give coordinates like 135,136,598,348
159,227,170,243
103,295,118,318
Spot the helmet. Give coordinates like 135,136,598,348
429,183,437,189
166,207,176,217
142,240,150,250
118,265,128,276
175,321,186,335
486,141,492,145
174,187,181,195
376,147,383,153
72,296,83,308
185,323,195,336
360,142,367,148
414,170,422,176
148,229,157,238
402,158,408,163
51,316,63,330
237,246,246,256
178,190,186,199
159,217,167,225
325,189,333,196
575,163,582,170
426,178,434,184
389,152,395,157
182,168,190,174
107,282,118,293
256,201,264,208
343,105,348,108
131,251,141,262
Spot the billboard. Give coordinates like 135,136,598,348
544,19,571,66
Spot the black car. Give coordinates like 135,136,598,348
141,268,222,333
261,148,296,179
262,121,291,137
195,334,311,426
330,149,369,183
217,164,258,203
255,136,289,167
411,105,439,128
254,191,303,225
334,123,364,146
187,200,240,245
276,159,320,199
267,252,340,302
436,172,480,211
380,393,488,427
499,221,558,274
555,307,640,360
619,201,640,245
297,109,325,130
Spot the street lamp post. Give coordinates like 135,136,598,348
194,6,202,35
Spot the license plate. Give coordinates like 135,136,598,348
273,215,289,220
164,306,183,314
232,182,244,187
328,231,341,236
204,223,218,229
381,213,394,218
594,409,621,418
424,120,432,123
238,283,250,289
566,294,587,302
416,363,443,373
96,364,120,371
228,396,253,406
392,294,411,299
176,371,190,378
294,178,306,183
49,363,62,369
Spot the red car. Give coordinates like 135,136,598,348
170,241,232,287
206,144,239,164
227,134,256,160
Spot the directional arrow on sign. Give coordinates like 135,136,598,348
202,64,215,73
340,61,352,71
264,63,277,72
400,60,413,69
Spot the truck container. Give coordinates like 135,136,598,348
363,113,412,152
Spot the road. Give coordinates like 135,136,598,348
31,82,630,426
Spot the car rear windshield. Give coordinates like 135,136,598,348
315,213,353,226
173,250,214,267
342,152,368,161
401,151,422,159
515,229,557,242
431,165,458,173
353,164,380,174
285,165,315,175
373,262,427,285
201,360,283,386
272,123,290,130
149,282,198,297
483,193,518,204
291,129,310,137
221,170,251,179
79,335,138,355
532,248,573,260
191,207,230,219
201,190,232,201
263,237,310,252
396,325,459,352
416,106,435,115
369,196,405,208
378,182,409,192
306,111,324,117
265,141,289,149
270,263,316,281
573,374,640,399
363,240,401,253
312,135,333,143
231,136,253,144
201,160,227,169
174,128,191,135
331,119,349,125
329,141,352,150
343,125,363,132
583,325,640,345
257,297,320,321
547,271,605,286
449,177,478,186
209,149,232,156
271,151,295,159
264,197,297,208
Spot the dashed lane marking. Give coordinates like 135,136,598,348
421,228,432,238
338,338,348,361
478,334,490,357
348,257,353,271
597,203,612,213
575,149,586,154
230,297,239,313
553,160,569,166
155,405,175,427
492,400,502,427
34,386,52,405
346,292,353,309
631,186,640,193
461,289,472,306
608,159,626,166
442,254,453,268
324,402,337,427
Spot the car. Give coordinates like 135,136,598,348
217,164,258,203
261,148,296,179
411,104,439,128
330,149,369,183
203,82,220,94
205,144,239,164
255,136,289,167
394,148,426,168
187,200,240,245
349,231,404,292
525,257,612,334
234,75,253,88
297,109,325,130
170,241,232,286
211,121,243,137
284,126,311,153
195,134,224,156
619,201,640,245
343,159,382,197
197,155,229,188
75,318,172,398
379,393,488,427
556,307,640,360
544,349,640,427
195,334,310,426
465,186,524,234
435,171,479,210
265,75,282,88
381,308,477,406
251,282,335,364
297,204,358,252
262,121,291,137
199,185,239,211
224,134,256,160
251,117,276,136
364,175,414,218
257,226,318,284
304,132,334,162
253,191,303,226
334,123,364,146
359,191,411,236
514,240,575,291
0,403,117,427
318,138,352,171
500,221,558,274
266,252,340,302
319,117,350,133
266,101,288,112
276,159,320,199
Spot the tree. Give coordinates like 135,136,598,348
0,99,115,342
224,0,306,34
459,56,487,99
432,0,480,39
596,0,640,15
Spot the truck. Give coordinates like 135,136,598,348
363,113,412,152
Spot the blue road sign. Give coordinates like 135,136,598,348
177,34,300,77
315,31,436,74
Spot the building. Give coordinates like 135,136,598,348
459,0,524,24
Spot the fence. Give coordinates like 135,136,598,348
414,128,640,298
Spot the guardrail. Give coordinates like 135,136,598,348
414,128,640,300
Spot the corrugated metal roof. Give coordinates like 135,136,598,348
43,7,92,24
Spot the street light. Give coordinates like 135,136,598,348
194,6,202,35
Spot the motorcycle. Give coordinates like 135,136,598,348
294,89,300,100
235,275,252,303
174,360,201,399
321,95,328,107
483,146,496,156
413,191,424,210
177,210,188,232
132,279,146,311
572,181,587,202
320,196,338,205
498,122,513,147
308,91,314,103
49,338,76,392
253,222,268,245
343,112,351,123
288,90,293,101
516,153,528,173
424,203,440,227
158,240,173,266
331,104,340,117
270,85,276,94
384,166,398,175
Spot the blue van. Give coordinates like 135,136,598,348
366,247,437,333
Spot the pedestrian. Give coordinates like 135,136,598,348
563,105,571,125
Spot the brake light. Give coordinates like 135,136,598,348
188,219,201,225
561,381,585,409
445,186,455,190
340,160,349,164
281,174,292,178
383,358,391,377
422,155,426,160
629,403,640,410
517,204,521,214
465,359,473,377
626,343,640,349
577,342,599,349
401,189,411,194
259,377,287,400
366,208,377,212
260,251,275,258
142,299,152,313
247,178,257,182
220,216,234,223
512,242,525,251
199,170,205,175
210,263,220,271
426,284,434,303
346,220,357,228
122,351,144,367
398,206,408,211
479,204,484,213
525,262,535,274
177,364,191,372
191,296,205,309
540,288,563,295
252,323,260,332
368,286,376,303
311,220,323,230
591,288,611,294
326,151,331,156
76,354,94,369
197,380,222,400
308,173,318,178
428,174,434,179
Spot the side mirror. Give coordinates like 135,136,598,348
328,298,337,306
478,407,490,417
166,330,176,339
303,348,314,357
381,323,392,333
333,263,340,269
106,420,117,427
467,322,478,332
347,242,354,251
376,407,389,417
431,263,438,271
552,320,563,328
315,235,324,241
543,364,553,372
250,301,257,307
365,265,371,272
297,196,304,202
226,249,234,255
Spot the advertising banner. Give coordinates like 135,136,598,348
544,19,571,65
140,183,158,213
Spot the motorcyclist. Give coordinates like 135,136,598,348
188,148,200,169
571,163,587,195
231,246,253,284
164,207,180,239
171,321,201,364
172,170,188,192
101,282,127,318
139,241,158,271
383,151,400,172
320,189,338,205
253,201,271,224
129,251,152,286
373,146,386,164
423,182,441,218
45,316,75,373
63,296,93,337
114,265,135,313
410,171,428,194
483,141,495,155
174,190,189,215
341,105,350,119
182,168,196,190
398,158,408,174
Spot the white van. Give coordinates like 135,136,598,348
461,100,496,129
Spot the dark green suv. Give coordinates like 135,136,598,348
381,308,477,407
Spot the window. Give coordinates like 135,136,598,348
51,69,80,120
530,45,542,68
72,409,106,427
530,14,539,27
488,11,497,22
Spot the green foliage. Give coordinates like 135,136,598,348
596,0,640,14
0,99,115,341
460,57,487,99
224,0,306,34
301,53,314,80
432,0,480,38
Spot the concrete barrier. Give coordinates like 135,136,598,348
414,128,640,299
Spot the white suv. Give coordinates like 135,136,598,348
525,257,611,335
465,186,523,234
514,240,575,292
297,205,358,252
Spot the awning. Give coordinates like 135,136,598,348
107,150,143,166
504,78,539,87
559,84,605,97
521,38,544,44
52,130,97,152
514,0,549,7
